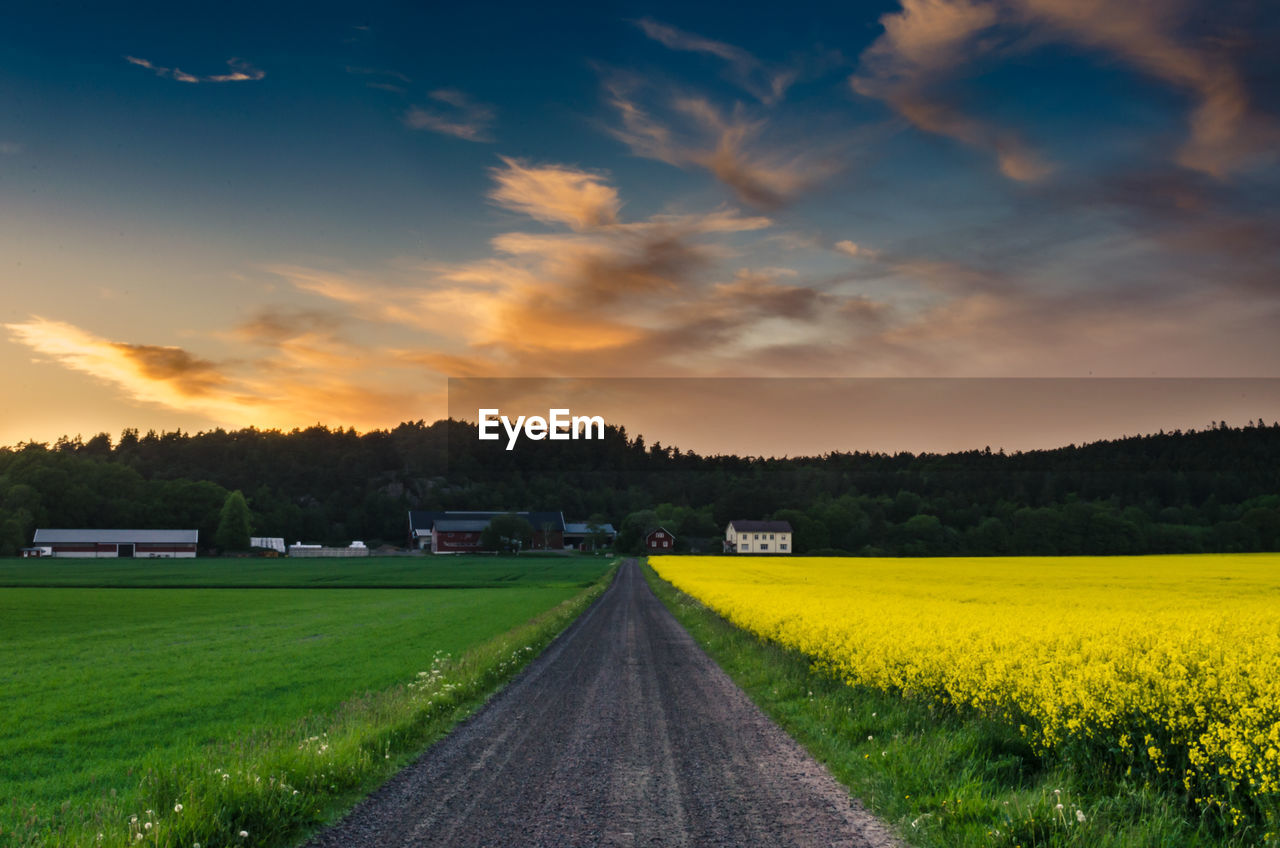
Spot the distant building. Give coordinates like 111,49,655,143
407,511,566,554
725,520,792,554
288,541,369,558
20,547,51,558
645,527,675,553
32,529,198,558
563,522,616,551
250,537,286,554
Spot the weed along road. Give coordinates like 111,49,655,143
304,560,899,848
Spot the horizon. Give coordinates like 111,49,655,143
12,379,1280,466
3,2,1278,449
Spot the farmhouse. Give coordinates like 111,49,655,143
724,520,792,554
407,511,566,554
563,522,617,551
32,528,198,558
645,527,675,552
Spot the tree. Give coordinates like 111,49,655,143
585,513,610,551
481,513,533,553
215,490,253,552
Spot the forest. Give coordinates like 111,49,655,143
1,418,1278,556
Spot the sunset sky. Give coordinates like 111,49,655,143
3,1,1278,453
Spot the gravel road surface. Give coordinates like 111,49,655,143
303,559,901,848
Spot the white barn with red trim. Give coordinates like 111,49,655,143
32,529,198,558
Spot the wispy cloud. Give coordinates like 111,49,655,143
488,157,621,231
345,65,411,94
403,88,496,142
125,55,265,84
634,17,799,105
0,141,21,156
605,77,831,209
834,240,874,258
5,318,249,415
1013,0,1275,178
851,0,1275,181
5,316,415,430
850,0,1052,182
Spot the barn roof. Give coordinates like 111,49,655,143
728,520,793,533
33,529,199,544
564,522,616,535
433,520,491,532
408,510,566,532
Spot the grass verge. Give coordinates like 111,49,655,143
642,561,1251,848
8,562,616,848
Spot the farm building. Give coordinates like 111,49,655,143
563,522,616,551
725,520,792,554
645,527,675,552
407,511,566,554
32,529,198,558
288,541,369,558
250,536,286,554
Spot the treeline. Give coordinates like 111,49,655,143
1,419,1278,556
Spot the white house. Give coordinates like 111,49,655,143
724,520,792,554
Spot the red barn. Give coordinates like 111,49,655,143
407,511,566,554
645,527,675,553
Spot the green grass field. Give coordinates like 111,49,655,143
0,557,613,846
0,554,608,588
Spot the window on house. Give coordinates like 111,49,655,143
663,540,669,547
780,543,788,550
761,543,769,550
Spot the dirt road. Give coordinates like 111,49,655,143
303,559,900,847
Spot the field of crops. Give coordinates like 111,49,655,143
0,557,612,846
650,554,1280,839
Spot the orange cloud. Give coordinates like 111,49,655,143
4,317,424,432
852,0,1274,181
851,0,1053,182
1014,0,1272,177
6,318,258,417
489,157,621,230
605,79,832,209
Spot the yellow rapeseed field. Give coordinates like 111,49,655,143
650,554,1280,833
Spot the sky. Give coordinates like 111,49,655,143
2,0,1278,453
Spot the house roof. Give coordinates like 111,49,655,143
564,522,616,535
33,529,199,544
408,510,566,532
645,526,674,538
433,520,492,532
728,520,793,533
